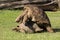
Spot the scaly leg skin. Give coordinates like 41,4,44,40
33,23,43,32
46,26,54,33
15,9,28,23
23,14,28,25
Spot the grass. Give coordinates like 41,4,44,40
0,10,60,40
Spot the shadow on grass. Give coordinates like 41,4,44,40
53,28,60,32
35,28,60,33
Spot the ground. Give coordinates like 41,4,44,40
0,10,60,40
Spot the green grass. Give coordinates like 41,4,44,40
0,10,60,40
